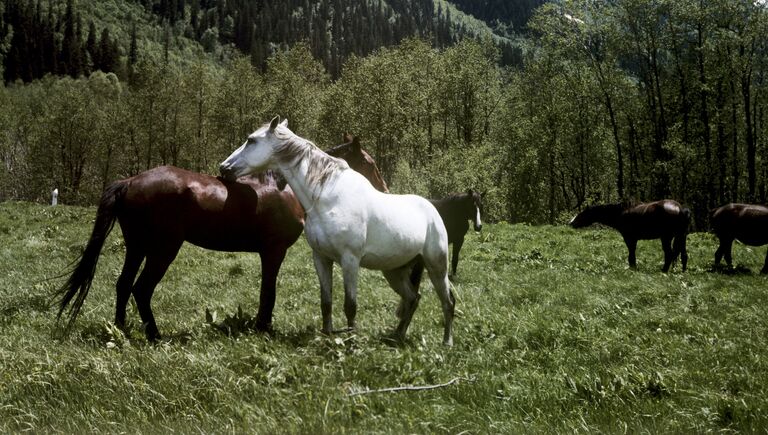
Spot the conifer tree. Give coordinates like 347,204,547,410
128,22,138,71
85,21,98,73
98,27,118,73
60,0,78,77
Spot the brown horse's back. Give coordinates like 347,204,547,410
712,203,768,246
623,199,688,240
119,166,304,252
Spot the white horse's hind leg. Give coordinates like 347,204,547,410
313,251,334,334
425,260,455,347
383,266,421,341
340,254,360,330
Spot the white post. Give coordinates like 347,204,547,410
52,188,58,206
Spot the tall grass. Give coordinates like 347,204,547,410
1,201,767,432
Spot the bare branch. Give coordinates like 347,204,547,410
347,377,464,396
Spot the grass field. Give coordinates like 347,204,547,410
2,201,768,433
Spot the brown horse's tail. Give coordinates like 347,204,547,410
681,207,691,232
409,255,425,293
674,207,691,271
53,181,128,332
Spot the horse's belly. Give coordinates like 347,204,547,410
735,235,768,246
359,249,420,270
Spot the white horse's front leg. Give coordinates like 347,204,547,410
313,251,334,334
340,254,360,330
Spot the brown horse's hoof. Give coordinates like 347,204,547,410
254,322,274,334
143,323,161,342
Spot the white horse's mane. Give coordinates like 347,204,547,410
271,124,349,190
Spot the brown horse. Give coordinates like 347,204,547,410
569,199,690,272
711,203,768,273
325,133,388,193
429,189,483,277
55,143,387,341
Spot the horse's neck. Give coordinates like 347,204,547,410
277,159,314,210
594,209,623,229
276,147,337,212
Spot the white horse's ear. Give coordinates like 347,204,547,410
269,116,280,131
280,118,289,128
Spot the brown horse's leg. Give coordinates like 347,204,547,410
675,234,688,272
450,237,464,278
661,237,673,272
624,237,638,269
132,242,182,341
761,250,768,274
255,248,289,332
723,240,734,267
714,237,725,266
115,246,144,332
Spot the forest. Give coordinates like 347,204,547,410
0,0,766,228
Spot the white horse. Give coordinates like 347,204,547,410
220,116,455,346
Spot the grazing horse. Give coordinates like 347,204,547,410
569,199,690,272
429,190,483,276
711,203,768,273
55,141,387,341
220,116,455,345
326,133,389,193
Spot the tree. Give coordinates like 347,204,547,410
264,42,330,138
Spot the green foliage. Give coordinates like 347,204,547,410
2,0,768,226
264,43,330,138
4,202,768,432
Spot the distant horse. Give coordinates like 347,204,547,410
711,203,768,273
429,190,483,277
569,199,690,272
326,133,389,193
220,116,455,345
55,140,387,341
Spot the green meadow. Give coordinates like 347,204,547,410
1,201,767,433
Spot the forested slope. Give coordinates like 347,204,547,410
1,0,767,228
0,0,529,83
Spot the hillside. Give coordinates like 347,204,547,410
0,0,539,83
447,0,547,35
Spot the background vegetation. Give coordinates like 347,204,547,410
2,201,768,432
1,0,767,226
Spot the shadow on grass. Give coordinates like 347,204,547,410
204,306,318,347
73,321,196,347
708,264,756,275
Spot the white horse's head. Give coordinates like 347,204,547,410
219,116,289,181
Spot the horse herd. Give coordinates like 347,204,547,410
54,116,768,346
569,199,768,275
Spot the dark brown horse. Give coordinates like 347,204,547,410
429,189,483,277
325,133,388,193
55,144,387,341
711,203,768,273
569,199,690,272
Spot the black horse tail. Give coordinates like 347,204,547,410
54,181,128,331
